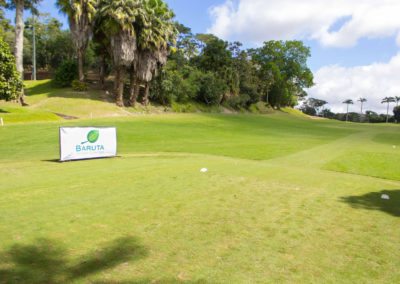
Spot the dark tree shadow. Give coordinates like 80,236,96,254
0,238,68,284
0,236,148,284
340,190,400,217
69,237,147,280
0,109,9,113
24,80,111,103
93,279,209,284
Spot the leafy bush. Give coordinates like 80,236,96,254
224,93,251,110
150,66,200,105
72,80,88,92
171,102,197,113
196,72,227,105
0,37,23,101
53,60,78,87
249,102,273,114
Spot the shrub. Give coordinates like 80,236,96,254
224,93,251,110
150,66,200,105
196,72,227,105
53,60,78,87
249,102,273,114
72,80,88,92
0,37,23,101
171,102,197,113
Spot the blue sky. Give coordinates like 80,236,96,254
5,0,400,113
6,0,398,71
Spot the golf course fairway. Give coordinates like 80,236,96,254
0,113,399,283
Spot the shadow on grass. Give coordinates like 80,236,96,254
41,159,61,163
93,280,209,284
24,80,111,103
0,109,9,113
0,236,148,284
340,190,400,217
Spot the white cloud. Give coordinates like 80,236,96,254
308,54,400,113
208,0,400,47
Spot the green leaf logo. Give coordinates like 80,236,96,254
87,130,100,143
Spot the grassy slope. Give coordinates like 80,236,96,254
1,84,400,283
0,80,130,122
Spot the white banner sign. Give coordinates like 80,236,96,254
59,127,117,161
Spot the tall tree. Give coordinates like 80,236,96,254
381,97,395,123
97,0,141,106
357,97,367,114
302,98,327,116
130,0,177,106
56,0,96,82
394,106,400,123
251,41,314,108
395,96,400,107
343,99,354,122
92,12,111,89
0,36,22,101
23,15,74,70
0,1,12,37
7,0,41,104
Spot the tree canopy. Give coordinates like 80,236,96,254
0,36,22,101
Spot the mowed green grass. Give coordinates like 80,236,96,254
1,106,400,282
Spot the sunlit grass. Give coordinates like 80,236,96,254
0,84,400,283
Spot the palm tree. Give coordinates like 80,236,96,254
56,0,97,82
129,0,177,106
357,97,367,122
395,96,400,107
97,0,142,106
381,97,396,123
343,99,354,122
7,0,41,104
357,97,367,114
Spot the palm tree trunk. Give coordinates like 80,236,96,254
99,54,106,90
142,82,150,106
115,67,124,107
129,68,138,107
114,68,120,97
14,0,26,105
346,104,349,122
134,76,141,105
386,103,390,123
78,48,85,82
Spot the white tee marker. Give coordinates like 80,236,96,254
200,168,208,173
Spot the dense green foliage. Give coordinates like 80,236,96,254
23,15,75,70
0,1,10,37
71,79,88,91
300,98,328,116
0,36,22,101
394,106,400,123
53,60,77,87
151,29,314,109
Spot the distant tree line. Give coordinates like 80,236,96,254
301,96,400,123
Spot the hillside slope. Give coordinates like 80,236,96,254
0,80,316,124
